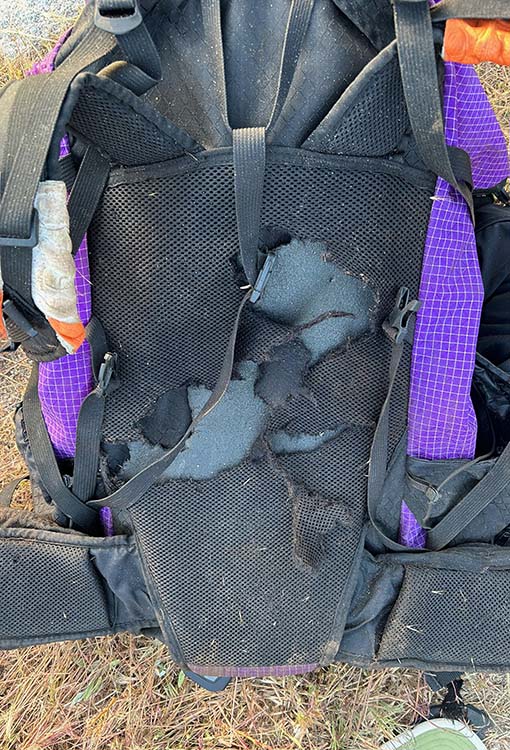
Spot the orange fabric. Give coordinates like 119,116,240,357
0,292,6,339
444,19,510,65
47,318,86,353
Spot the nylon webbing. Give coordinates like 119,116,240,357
392,0,474,218
267,0,315,133
72,319,114,503
233,128,266,287
201,0,229,127
0,27,116,242
427,441,510,550
0,476,29,507
90,290,252,511
68,146,110,254
23,366,99,531
367,339,413,553
432,0,510,21
0,7,160,243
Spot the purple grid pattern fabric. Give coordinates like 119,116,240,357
188,663,319,678
25,34,116,534
27,36,94,462
401,62,508,547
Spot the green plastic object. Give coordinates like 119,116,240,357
381,719,488,750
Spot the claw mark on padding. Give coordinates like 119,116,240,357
268,424,348,455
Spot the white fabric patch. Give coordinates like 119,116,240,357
31,181,81,353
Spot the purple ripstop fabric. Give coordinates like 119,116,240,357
27,35,114,535
28,33,94,463
401,62,509,548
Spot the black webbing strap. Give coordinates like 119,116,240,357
95,0,162,94
201,0,229,127
392,0,475,218
431,0,510,21
90,290,252,511
23,366,99,532
427,440,510,550
68,146,111,254
0,476,29,507
267,0,315,133
367,289,421,552
0,27,116,243
0,6,160,244
367,340,411,553
233,128,266,287
231,0,313,286
72,319,116,503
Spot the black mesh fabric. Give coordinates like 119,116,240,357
304,44,409,157
88,149,433,670
69,73,200,167
128,456,362,670
0,532,110,645
90,153,431,442
378,563,510,669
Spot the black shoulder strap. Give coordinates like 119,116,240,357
0,1,160,245
392,0,474,217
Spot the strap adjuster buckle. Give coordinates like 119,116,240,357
250,253,276,304
94,0,143,35
383,287,421,345
0,210,39,248
98,352,117,393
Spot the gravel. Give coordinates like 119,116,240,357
0,0,82,57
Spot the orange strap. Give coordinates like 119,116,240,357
444,19,510,65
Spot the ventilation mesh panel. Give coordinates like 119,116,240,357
378,565,510,668
129,457,360,669
306,52,409,157
0,536,110,642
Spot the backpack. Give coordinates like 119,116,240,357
1,0,510,694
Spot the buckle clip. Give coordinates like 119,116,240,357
94,0,143,35
0,210,39,249
97,352,117,394
383,287,421,345
250,253,276,304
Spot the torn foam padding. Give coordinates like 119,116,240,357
32,181,86,353
255,340,310,408
268,424,349,455
258,239,373,361
120,361,268,481
137,386,191,448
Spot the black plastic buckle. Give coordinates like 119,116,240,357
94,0,143,35
184,670,231,693
97,352,117,394
0,210,39,248
383,287,421,345
250,253,276,304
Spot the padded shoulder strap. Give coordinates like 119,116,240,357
392,0,474,217
0,2,160,245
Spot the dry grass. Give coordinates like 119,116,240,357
1,21,510,750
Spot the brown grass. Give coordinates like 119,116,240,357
1,23,510,750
